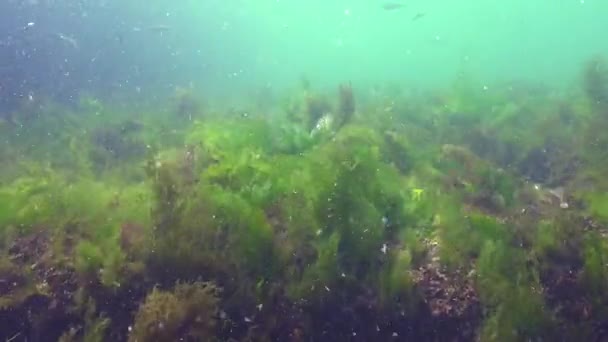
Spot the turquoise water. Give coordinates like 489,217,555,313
142,1,608,92
4,1,605,99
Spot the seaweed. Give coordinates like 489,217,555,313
4,59,608,341
476,240,553,341
378,248,415,309
581,234,608,308
58,298,110,342
129,281,220,342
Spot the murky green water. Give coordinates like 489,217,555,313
1,1,608,341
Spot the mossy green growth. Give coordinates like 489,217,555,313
33,179,150,287
188,118,316,207
74,240,105,276
150,172,276,281
532,219,574,260
436,144,517,211
129,281,220,342
186,118,276,160
378,248,416,310
286,232,340,300
108,183,154,228
479,287,551,342
58,298,110,342
401,179,441,231
273,121,316,154
0,175,59,231
202,147,275,205
584,191,608,223
476,240,552,341
383,130,415,174
182,122,407,291
0,172,152,237
74,224,126,287
581,233,608,309
439,209,508,268
55,180,115,223
477,167,517,208
314,125,405,277
0,257,37,309
535,220,558,255
399,228,427,265
205,187,276,277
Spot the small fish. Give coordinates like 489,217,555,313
132,25,171,33
56,33,78,48
145,24,172,32
412,12,426,21
382,2,405,10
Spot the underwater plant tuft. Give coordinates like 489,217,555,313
129,281,220,342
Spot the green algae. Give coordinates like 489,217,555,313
3,61,608,340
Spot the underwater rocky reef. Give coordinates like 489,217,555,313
1,57,608,341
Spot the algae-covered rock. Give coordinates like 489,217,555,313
129,281,220,342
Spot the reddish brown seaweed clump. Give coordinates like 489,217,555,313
411,265,479,319
129,281,221,342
